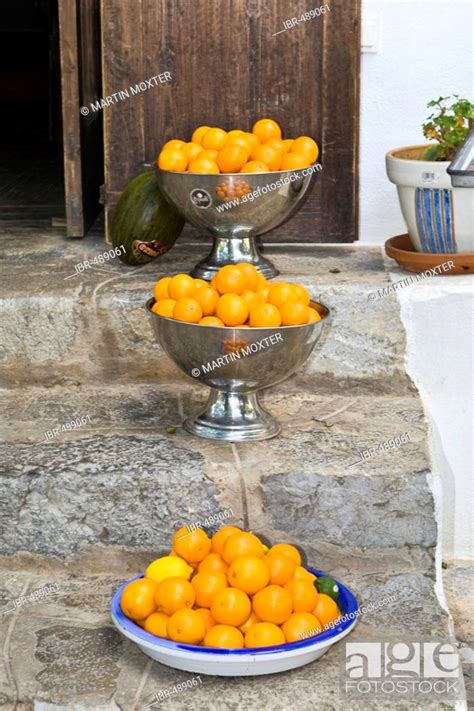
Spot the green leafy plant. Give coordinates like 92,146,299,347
422,95,473,161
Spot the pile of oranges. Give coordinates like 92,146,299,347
120,525,341,649
157,118,319,174
151,263,321,327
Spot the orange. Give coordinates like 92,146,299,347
173,297,203,324
267,282,297,309
194,286,219,316
263,138,285,154
199,316,225,327
216,294,248,327
308,308,321,323
281,612,322,643
245,622,285,648
284,579,318,613
158,148,188,172
252,118,282,143
195,607,216,633
227,129,244,139
191,126,211,145
281,152,311,171
238,611,260,634
242,132,260,152
200,149,219,161
225,134,252,153
256,286,270,302
252,585,293,625
217,144,249,173
240,160,270,173
162,139,186,151
291,284,310,306
153,276,171,300
214,265,247,295
248,303,281,328
183,142,203,162
155,577,196,616
211,526,241,556
191,571,228,608
168,274,196,300
291,136,319,164
198,553,229,574
282,139,294,153
279,302,310,326
211,587,251,626
210,274,219,290
240,289,259,310
268,543,302,566
221,532,264,565
120,578,158,621
193,278,208,289
201,127,228,151
256,273,268,290
294,566,316,583
236,263,260,291
250,144,282,171
173,527,211,563
204,624,244,648
151,298,176,318
312,594,341,627
227,556,270,595
188,156,220,174
143,611,169,638
167,608,206,644
264,552,295,586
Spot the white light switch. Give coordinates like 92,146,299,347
361,13,380,53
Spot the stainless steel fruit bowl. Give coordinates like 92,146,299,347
147,298,330,441
154,164,319,280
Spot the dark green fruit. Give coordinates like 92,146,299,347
111,171,185,266
316,576,339,601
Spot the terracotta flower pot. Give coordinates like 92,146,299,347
386,144,473,253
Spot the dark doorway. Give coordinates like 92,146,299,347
0,0,65,227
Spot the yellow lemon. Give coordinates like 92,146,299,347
145,556,193,584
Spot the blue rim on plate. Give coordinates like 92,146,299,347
111,569,359,655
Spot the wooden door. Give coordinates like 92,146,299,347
58,0,103,237
102,0,360,242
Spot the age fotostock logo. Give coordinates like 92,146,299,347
344,641,461,700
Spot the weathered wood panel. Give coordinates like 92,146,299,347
102,0,360,242
59,0,103,236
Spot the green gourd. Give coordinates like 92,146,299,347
111,171,185,266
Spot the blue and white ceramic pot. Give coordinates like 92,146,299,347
386,144,473,253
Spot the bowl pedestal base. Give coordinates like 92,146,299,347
190,235,279,280
184,388,280,441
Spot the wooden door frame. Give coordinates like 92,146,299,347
58,0,103,237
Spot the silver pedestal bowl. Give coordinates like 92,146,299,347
147,298,330,441
154,165,319,280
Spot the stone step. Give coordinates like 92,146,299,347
0,233,409,389
0,549,464,710
0,385,435,557
0,228,467,708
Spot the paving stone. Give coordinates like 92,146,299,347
0,434,223,556
262,470,436,548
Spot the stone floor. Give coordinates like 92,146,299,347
0,225,472,709
0,550,471,710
